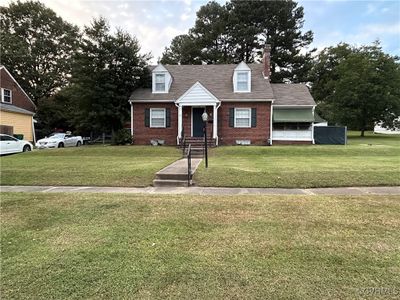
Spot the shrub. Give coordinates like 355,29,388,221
112,129,132,145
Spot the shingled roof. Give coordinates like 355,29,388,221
271,84,315,106
130,64,274,101
130,64,315,106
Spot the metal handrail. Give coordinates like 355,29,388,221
185,144,192,186
182,136,186,156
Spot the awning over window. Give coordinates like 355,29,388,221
273,108,314,123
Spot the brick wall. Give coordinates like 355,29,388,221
131,102,272,145
132,103,178,145
0,68,35,112
218,102,271,145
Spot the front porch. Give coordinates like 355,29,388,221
176,81,221,145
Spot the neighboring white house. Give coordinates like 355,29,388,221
374,120,400,135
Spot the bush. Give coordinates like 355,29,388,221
111,129,132,145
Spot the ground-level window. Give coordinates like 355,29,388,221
273,122,311,130
150,108,166,128
1,88,12,103
235,108,251,128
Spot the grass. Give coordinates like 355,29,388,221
0,146,180,187
1,192,399,299
1,132,399,188
196,132,400,188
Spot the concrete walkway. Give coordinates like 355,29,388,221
1,185,399,195
153,158,203,186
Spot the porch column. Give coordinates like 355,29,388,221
177,104,183,144
213,104,218,143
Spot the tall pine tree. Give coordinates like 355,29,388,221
69,18,149,135
161,0,314,82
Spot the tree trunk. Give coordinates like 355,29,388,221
361,129,365,137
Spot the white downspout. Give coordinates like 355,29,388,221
312,105,316,144
32,116,36,144
270,104,273,145
130,101,134,137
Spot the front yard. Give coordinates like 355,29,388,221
2,193,399,299
0,132,398,188
0,146,180,187
196,132,400,188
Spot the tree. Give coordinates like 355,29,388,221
309,43,354,122
0,0,80,104
69,18,149,135
311,42,400,136
161,0,314,82
160,35,201,64
34,91,74,138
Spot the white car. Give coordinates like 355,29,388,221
36,133,83,149
0,134,33,155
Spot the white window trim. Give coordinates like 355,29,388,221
236,72,250,92
150,108,166,128
152,72,168,94
234,108,252,128
1,88,12,104
233,70,251,93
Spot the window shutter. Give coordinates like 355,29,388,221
145,108,150,127
251,108,257,127
229,108,234,127
166,108,171,128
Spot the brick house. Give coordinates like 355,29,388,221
0,65,36,142
129,46,316,146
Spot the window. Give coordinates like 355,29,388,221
1,88,12,103
150,108,166,128
0,135,17,141
236,72,249,92
155,74,166,92
273,123,311,130
235,108,251,128
273,123,285,130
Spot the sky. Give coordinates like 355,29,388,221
1,0,399,63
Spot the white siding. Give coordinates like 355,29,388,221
272,130,313,141
177,82,219,105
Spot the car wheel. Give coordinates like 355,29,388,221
58,142,64,148
76,141,82,147
23,145,31,152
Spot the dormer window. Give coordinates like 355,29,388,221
152,64,171,93
237,72,249,91
155,74,166,92
233,62,251,93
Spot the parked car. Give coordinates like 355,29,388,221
36,133,83,149
0,134,33,155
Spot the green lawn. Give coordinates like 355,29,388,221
0,146,180,187
196,132,400,188
1,192,399,299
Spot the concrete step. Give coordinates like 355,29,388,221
155,172,188,180
153,179,189,187
154,158,202,187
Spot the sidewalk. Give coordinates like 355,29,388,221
1,185,399,195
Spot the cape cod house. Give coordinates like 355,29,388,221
0,65,36,142
129,46,317,146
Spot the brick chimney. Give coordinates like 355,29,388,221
263,44,271,81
